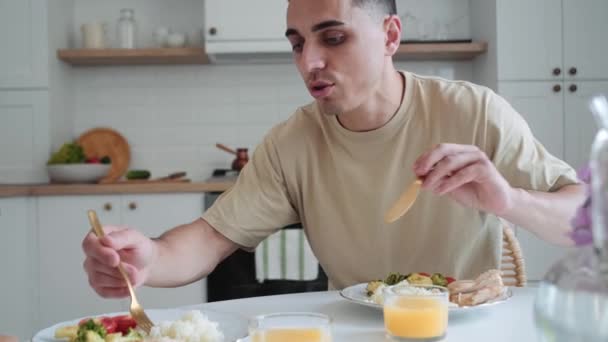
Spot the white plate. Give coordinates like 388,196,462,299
33,308,248,342
339,283,513,315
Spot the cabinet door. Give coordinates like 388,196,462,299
205,0,289,53
0,197,36,340
121,194,206,308
563,0,608,81
37,196,125,329
0,91,50,184
496,0,562,81
498,81,565,159
0,0,48,88
564,82,608,170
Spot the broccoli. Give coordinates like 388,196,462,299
384,272,408,285
48,142,86,164
75,319,106,342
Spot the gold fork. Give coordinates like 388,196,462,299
87,210,155,333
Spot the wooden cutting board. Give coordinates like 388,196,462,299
77,128,131,183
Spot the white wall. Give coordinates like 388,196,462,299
397,0,471,41
48,0,75,152
61,0,475,182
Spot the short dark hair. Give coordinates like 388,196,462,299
287,0,397,16
353,0,397,16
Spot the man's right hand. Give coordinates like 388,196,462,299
82,226,158,298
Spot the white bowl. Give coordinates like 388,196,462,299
47,164,111,184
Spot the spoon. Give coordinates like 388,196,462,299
384,178,423,223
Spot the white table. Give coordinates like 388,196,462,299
186,286,540,342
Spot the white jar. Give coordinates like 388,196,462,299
81,22,107,48
117,8,137,48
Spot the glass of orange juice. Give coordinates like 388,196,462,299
383,284,449,341
249,312,332,342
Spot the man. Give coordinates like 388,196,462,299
82,0,584,297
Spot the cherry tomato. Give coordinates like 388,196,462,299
113,315,137,335
100,317,117,334
446,276,456,284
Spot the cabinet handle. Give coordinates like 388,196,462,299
553,84,562,93
209,27,217,36
569,84,578,93
569,67,578,76
552,67,561,76
103,203,112,211
128,202,137,210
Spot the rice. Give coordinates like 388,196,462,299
146,310,224,342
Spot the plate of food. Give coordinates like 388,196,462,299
339,269,512,315
33,308,248,342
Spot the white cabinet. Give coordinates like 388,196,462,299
38,196,125,329
0,197,36,340
496,0,562,81
498,82,565,159
204,0,290,54
562,0,608,81
564,82,608,169
0,0,48,88
496,0,608,82
121,194,206,309
0,91,50,184
37,194,206,330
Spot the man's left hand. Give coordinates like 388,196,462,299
413,143,513,215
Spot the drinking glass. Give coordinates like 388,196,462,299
383,284,449,341
249,312,332,342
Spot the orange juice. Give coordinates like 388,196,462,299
384,296,448,339
251,328,331,342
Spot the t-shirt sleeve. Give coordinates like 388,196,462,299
202,133,299,249
484,91,580,191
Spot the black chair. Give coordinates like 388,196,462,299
206,224,328,302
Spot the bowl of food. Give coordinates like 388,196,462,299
46,142,111,183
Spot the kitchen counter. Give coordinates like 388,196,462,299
0,180,234,198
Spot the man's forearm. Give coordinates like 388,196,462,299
500,184,586,246
145,218,239,287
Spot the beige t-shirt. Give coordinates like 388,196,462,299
203,71,578,289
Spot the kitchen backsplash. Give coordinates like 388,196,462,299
70,62,472,182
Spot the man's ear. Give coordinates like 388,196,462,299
384,15,402,56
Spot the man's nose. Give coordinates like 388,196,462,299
302,45,326,72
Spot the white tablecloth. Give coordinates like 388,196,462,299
188,286,540,342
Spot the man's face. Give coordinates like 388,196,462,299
286,0,388,115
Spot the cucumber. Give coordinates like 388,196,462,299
126,170,151,180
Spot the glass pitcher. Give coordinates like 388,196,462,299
534,95,608,341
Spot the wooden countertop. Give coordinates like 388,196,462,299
0,181,234,198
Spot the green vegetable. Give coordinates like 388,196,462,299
431,273,448,287
47,142,86,164
126,170,151,180
384,272,408,285
75,319,106,342
100,156,111,164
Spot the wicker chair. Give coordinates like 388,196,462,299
501,223,527,287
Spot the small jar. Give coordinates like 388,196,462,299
117,8,137,48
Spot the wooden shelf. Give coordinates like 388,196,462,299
57,42,487,66
394,42,488,61
57,47,209,66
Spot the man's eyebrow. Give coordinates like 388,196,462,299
285,28,299,37
285,20,345,37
